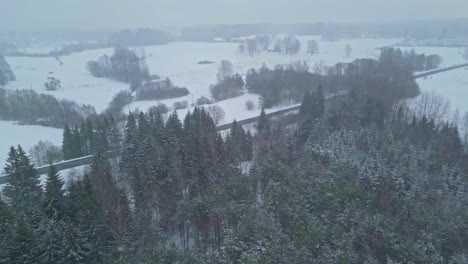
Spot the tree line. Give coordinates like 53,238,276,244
0,88,95,127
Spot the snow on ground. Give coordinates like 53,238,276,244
416,67,468,115
5,48,127,112
128,37,400,114
0,121,63,172
5,37,400,114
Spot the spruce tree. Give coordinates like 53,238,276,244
62,124,73,160
313,84,325,119
43,165,65,220
37,219,66,264
6,217,40,264
299,91,313,117
0,199,13,262
3,146,42,211
257,107,270,137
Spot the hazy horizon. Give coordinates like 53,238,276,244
1,0,468,31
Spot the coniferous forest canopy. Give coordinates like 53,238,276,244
1,38,468,263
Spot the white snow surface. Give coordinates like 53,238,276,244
0,121,63,172
416,67,468,115
5,37,400,113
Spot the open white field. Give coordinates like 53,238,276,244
5,36,401,113
5,48,128,113
0,121,63,172
416,66,468,115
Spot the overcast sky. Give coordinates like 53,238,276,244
2,0,468,31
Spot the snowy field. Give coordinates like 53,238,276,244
5,36,401,113
416,67,468,115
5,48,128,112
0,121,63,172
3,36,467,170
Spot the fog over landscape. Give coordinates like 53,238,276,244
1,0,468,30
1,1,468,263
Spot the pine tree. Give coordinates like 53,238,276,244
299,91,313,117
37,219,66,264
314,84,325,119
43,165,65,220
62,124,73,160
257,107,270,137
0,199,13,262
6,217,40,264
3,146,42,211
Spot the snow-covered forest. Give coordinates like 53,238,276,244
1,2,468,263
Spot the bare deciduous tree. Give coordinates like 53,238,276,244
409,91,451,126
207,105,225,125
29,140,63,166
216,60,234,83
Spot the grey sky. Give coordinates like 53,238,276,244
1,0,467,30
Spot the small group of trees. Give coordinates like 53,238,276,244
238,35,272,56
135,78,189,101
246,64,320,108
0,56,15,86
28,140,63,166
273,35,301,55
0,88,95,127
44,77,61,91
380,47,442,71
62,116,122,160
87,47,151,90
105,90,134,115
210,60,244,101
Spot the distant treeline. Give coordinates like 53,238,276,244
0,88,95,127
107,28,173,47
2,28,173,58
180,21,468,41
380,47,442,71
237,35,301,56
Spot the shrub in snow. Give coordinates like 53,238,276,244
196,96,213,106
173,101,189,110
198,60,215,64
136,78,189,101
44,77,61,91
148,103,169,114
245,100,255,110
